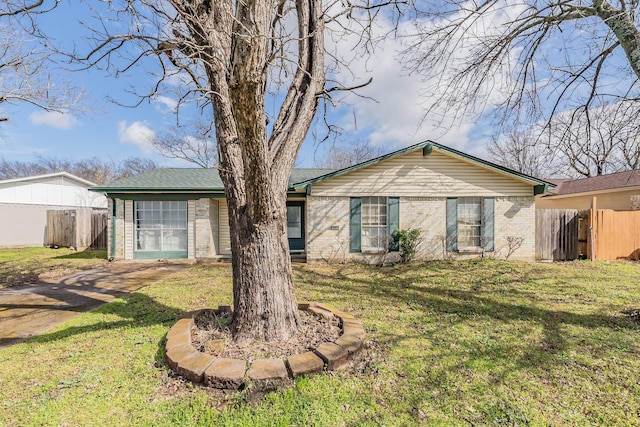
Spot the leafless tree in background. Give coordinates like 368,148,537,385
150,119,218,168
403,1,640,138
548,100,640,177
487,130,558,178
0,1,81,121
489,100,640,178
316,140,386,169
0,156,157,183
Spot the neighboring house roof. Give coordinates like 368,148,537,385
0,171,107,208
543,170,640,197
0,171,97,187
91,141,555,195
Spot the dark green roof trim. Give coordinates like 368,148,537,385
534,184,550,195
104,193,225,201
291,140,556,191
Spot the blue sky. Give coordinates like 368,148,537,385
0,3,502,169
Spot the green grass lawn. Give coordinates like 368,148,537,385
0,247,107,288
1,258,639,426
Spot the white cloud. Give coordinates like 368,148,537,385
154,95,178,113
324,5,522,154
29,111,78,130
118,120,156,153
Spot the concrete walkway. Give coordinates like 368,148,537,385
0,262,189,348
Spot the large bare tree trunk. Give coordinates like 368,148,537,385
190,0,324,342
227,192,300,343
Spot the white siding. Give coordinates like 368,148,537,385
209,199,220,255
124,200,133,260
310,150,534,197
188,200,196,259
218,199,231,255
0,203,49,247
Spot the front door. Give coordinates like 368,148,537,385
286,201,305,251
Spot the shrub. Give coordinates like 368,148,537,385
394,228,422,263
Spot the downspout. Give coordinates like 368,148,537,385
108,195,116,261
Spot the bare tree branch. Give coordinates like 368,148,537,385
403,1,640,136
150,118,218,168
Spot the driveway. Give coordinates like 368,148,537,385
0,262,189,348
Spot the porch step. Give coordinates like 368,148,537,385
290,253,307,263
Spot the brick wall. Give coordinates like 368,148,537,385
306,196,351,263
111,198,125,259
306,195,536,263
493,196,535,261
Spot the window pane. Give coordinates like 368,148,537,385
287,206,302,239
458,197,482,247
136,201,187,252
163,229,187,251
361,197,388,250
137,230,161,251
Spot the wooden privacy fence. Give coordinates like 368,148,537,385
536,209,587,261
590,209,640,261
91,210,108,250
46,208,108,250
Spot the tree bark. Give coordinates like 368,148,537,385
178,0,324,343
227,192,300,343
594,1,640,81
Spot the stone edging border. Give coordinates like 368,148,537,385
165,302,365,390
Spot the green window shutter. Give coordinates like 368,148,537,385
388,197,400,252
446,198,458,252
483,198,495,252
349,197,361,253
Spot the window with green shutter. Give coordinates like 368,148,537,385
350,196,400,253
349,198,361,253
446,197,494,252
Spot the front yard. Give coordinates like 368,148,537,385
0,247,107,288
0,254,639,425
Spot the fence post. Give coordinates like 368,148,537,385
589,196,597,261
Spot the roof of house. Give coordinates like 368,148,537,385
0,171,97,187
90,168,336,193
91,140,555,195
545,170,640,197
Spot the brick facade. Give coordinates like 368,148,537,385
195,198,219,258
112,198,125,259
306,195,536,263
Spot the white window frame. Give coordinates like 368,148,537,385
135,201,188,252
361,196,388,252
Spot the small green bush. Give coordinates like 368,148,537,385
394,228,422,263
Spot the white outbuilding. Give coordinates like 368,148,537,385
0,172,107,247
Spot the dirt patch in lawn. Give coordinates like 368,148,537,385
191,309,342,360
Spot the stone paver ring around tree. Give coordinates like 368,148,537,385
165,302,365,390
